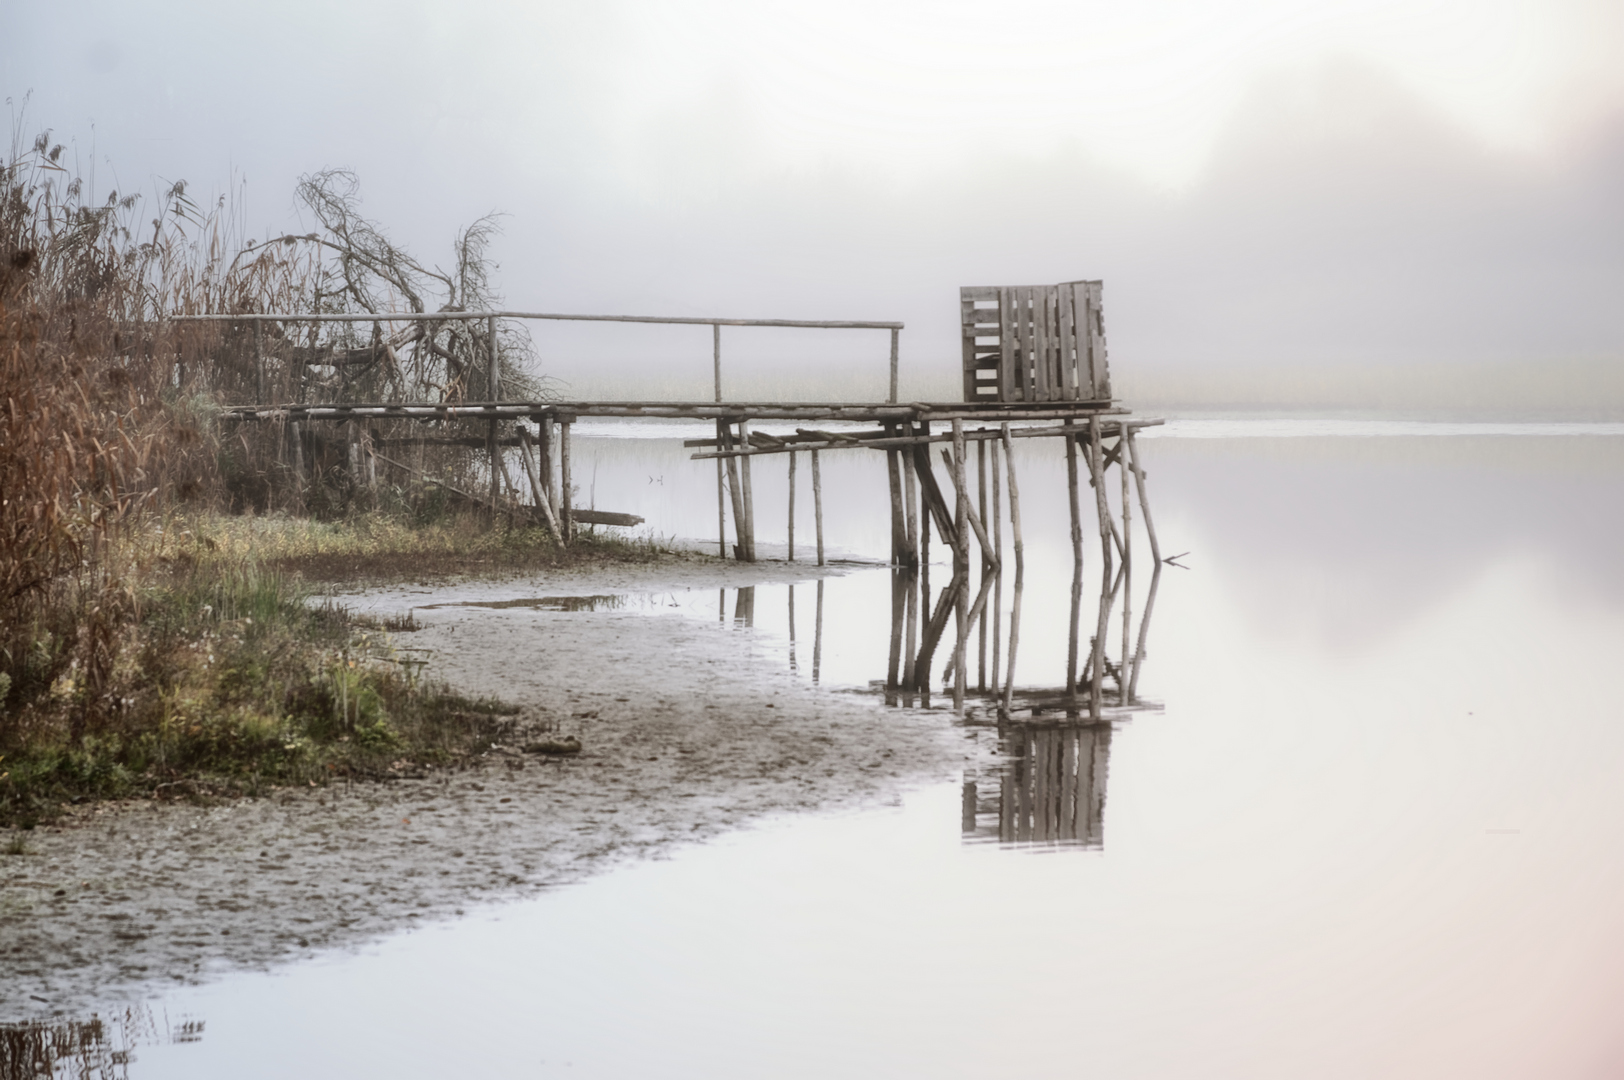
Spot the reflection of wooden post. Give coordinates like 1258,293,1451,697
888,566,905,692
813,579,824,684
903,566,918,692
735,586,755,626
1088,416,1113,716
951,419,969,713
811,449,825,566
1120,428,1132,699
1127,430,1161,703
990,437,1002,699
1065,421,1083,699
788,584,797,672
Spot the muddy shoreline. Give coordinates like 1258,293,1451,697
0,558,964,1022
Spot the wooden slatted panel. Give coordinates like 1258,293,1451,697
1034,288,1048,401
998,288,1016,401
959,280,1111,403
1056,282,1076,401
960,292,981,401
1087,280,1110,400
1017,288,1038,402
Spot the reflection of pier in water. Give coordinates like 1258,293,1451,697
718,412,1163,847
0,1006,202,1079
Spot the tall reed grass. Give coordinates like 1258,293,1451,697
0,122,572,820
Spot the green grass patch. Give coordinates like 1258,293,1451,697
0,545,521,827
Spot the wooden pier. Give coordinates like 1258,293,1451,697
195,278,1162,723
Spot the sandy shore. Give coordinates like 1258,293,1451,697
0,558,965,1022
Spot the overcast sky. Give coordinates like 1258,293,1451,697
6,0,1622,398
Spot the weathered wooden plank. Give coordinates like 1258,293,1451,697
998,287,1015,403
1057,281,1078,401
570,509,645,527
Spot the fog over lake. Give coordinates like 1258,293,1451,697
6,2,1624,1075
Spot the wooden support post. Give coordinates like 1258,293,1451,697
254,321,264,407
811,449,825,566
886,424,906,567
888,327,899,403
721,421,747,560
1088,416,1113,717
1001,424,1024,714
517,427,562,540
560,415,573,544
487,315,501,506
1065,421,1084,701
738,418,757,562
991,436,1002,699
919,422,930,660
938,449,999,573
536,416,554,517
787,450,797,562
715,324,726,559
902,422,920,568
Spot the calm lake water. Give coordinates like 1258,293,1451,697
24,419,1624,1078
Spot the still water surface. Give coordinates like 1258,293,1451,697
36,422,1624,1077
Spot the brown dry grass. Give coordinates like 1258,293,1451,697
0,124,650,823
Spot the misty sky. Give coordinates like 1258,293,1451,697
5,0,1622,399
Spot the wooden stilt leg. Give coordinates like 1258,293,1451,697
560,416,573,543
721,421,747,560
1001,424,1024,714
738,419,756,562
812,449,825,567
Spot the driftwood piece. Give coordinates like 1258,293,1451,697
570,510,645,527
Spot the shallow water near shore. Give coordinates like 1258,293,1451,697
12,421,1624,1078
